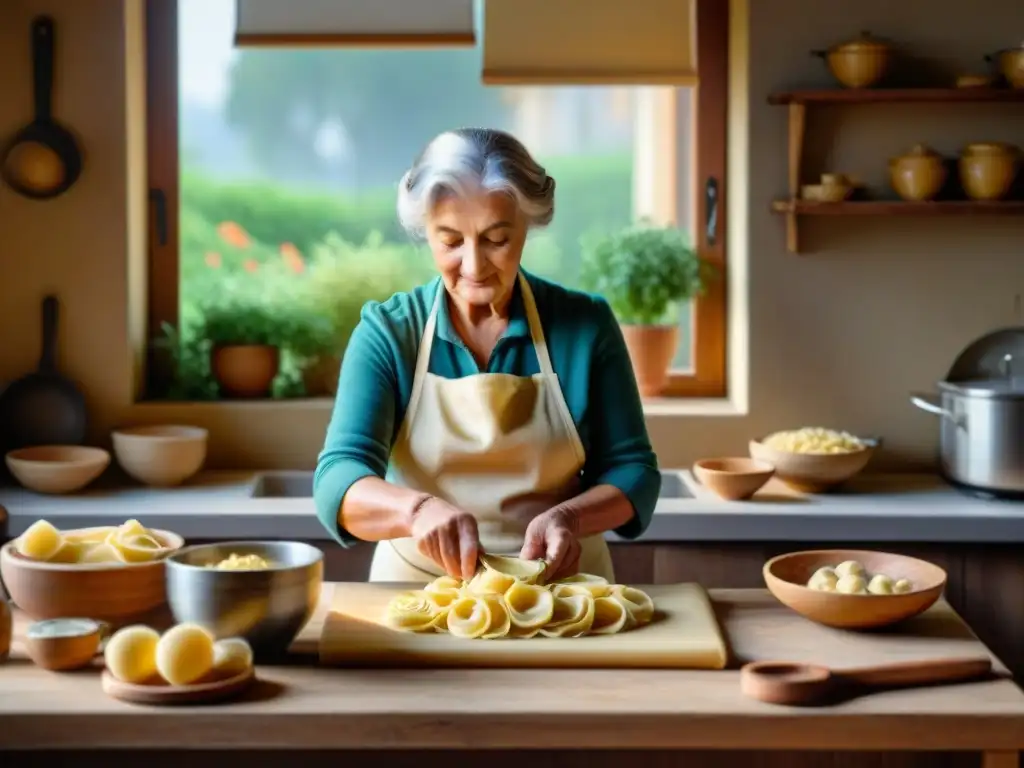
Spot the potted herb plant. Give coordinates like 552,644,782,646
198,297,283,399
580,222,712,397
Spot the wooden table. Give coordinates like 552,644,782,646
1,586,1023,768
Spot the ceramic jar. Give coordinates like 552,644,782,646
959,143,1019,201
889,144,947,202
813,31,891,89
986,44,1024,88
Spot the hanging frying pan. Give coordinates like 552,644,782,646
1,16,83,200
0,295,87,451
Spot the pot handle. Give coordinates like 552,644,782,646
810,50,827,59
910,392,966,429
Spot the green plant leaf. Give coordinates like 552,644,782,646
578,222,715,325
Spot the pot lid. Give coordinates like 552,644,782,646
833,31,889,53
938,377,1024,398
945,326,1024,382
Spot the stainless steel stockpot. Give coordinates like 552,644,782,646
911,378,1024,498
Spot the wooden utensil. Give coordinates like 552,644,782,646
741,656,993,706
101,668,255,706
1,16,83,200
0,295,87,451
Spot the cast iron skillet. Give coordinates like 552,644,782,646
0,295,87,451
1,16,83,200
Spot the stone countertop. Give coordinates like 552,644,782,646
2,470,1024,543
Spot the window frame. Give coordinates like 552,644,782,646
144,0,728,400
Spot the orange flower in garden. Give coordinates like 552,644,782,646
280,242,305,274
243,258,259,273
217,221,251,249
204,251,222,268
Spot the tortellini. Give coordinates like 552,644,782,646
762,427,865,455
15,518,175,565
805,559,914,596
384,556,655,640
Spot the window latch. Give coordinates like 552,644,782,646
705,177,718,247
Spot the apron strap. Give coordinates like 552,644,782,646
406,273,554,426
402,280,442,437
517,273,556,378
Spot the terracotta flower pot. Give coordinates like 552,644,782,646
211,344,280,399
620,324,679,397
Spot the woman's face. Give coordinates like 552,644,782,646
425,190,527,309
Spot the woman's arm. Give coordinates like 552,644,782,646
313,303,421,545
570,297,662,539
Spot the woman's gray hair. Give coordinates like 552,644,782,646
397,128,556,239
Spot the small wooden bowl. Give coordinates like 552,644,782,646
23,617,107,670
748,437,875,493
0,526,185,625
764,549,947,629
693,457,775,501
5,446,110,494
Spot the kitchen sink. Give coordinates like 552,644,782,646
250,469,692,500
250,470,313,498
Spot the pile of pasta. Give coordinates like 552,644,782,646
762,427,865,455
384,554,655,639
15,518,175,565
105,622,253,687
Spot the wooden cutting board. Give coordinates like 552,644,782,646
319,582,728,669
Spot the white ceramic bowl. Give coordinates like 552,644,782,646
5,445,110,494
111,425,208,487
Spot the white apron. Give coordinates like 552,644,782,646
369,273,614,583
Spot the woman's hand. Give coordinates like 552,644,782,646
519,507,581,581
409,496,481,581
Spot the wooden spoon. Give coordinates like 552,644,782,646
741,656,993,706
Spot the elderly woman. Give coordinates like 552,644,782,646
313,128,660,584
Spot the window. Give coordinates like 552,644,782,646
146,0,727,401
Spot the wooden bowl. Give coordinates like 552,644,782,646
764,549,946,629
23,617,106,671
748,437,875,493
693,457,775,501
5,446,110,494
0,526,184,625
112,425,207,487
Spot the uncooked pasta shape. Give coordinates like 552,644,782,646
383,555,655,640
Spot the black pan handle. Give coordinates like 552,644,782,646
39,294,59,374
31,16,55,122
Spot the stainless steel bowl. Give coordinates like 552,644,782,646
165,541,323,660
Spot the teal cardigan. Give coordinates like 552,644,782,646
313,270,661,546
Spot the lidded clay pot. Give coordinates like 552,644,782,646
889,144,947,202
959,143,1020,201
813,31,891,89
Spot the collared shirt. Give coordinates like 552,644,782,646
313,270,661,546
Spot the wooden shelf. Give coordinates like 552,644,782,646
769,86,1024,252
772,200,1024,216
768,88,1024,105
